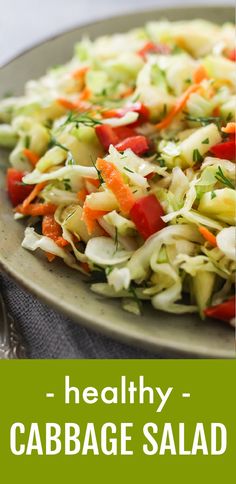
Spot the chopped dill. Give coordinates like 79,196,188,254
63,111,102,128
193,148,203,163
90,156,104,186
106,266,113,276
215,166,234,189
63,178,71,191
226,112,233,122
24,135,31,149
154,156,166,167
185,114,222,130
50,136,69,152
123,166,134,173
161,103,167,118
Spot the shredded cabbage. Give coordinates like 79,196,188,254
1,18,235,323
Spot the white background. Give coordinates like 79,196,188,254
0,0,234,65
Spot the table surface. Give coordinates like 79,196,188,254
0,0,234,359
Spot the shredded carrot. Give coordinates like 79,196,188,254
96,158,135,214
43,214,69,259
42,214,69,248
81,261,90,273
102,110,118,118
46,252,56,262
71,66,89,80
58,98,92,113
84,177,100,188
81,202,109,234
56,237,69,248
75,100,100,113
199,226,217,247
23,148,40,166
42,215,62,241
120,87,134,98
193,65,208,84
56,98,78,111
222,122,236,134
212,106,220,117
22,182,46,209
79,87,91,101
16,203,57,216
156,84,200,130
77,188,89,203
101,109,119,119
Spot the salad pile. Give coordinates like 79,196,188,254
0,19,235,324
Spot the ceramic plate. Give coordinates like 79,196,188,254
0,6,235,358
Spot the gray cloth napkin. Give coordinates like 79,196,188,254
0,272,177,359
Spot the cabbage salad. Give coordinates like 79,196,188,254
0,19,235,324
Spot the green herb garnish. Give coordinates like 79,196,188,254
185,114,221,129
154,156,166,167
123,166,134,173
63,111,102,128
211,191,216,199
90,157,104,186
193,149,203,163
202,138,209,145
63,178,71,191
50,136,69,152
161,104,167,118
106,266,113,276
44,119,53,129
215,166,234,189
226,112,233,122
24,135,31,149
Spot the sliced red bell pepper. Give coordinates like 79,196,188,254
115,135,149,155
7,168,33,207
228,49,236,62
113,126,137,140
204,296,235,322
145,172,155,180
120,102,150,125
95,124,119,150
210,140,235,161
95,124,148,153
130,194,166,240
103,102,149,125
137,41,171,60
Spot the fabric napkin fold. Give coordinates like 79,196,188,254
0,272,179,359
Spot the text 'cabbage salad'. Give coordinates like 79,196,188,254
0,19,235,325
